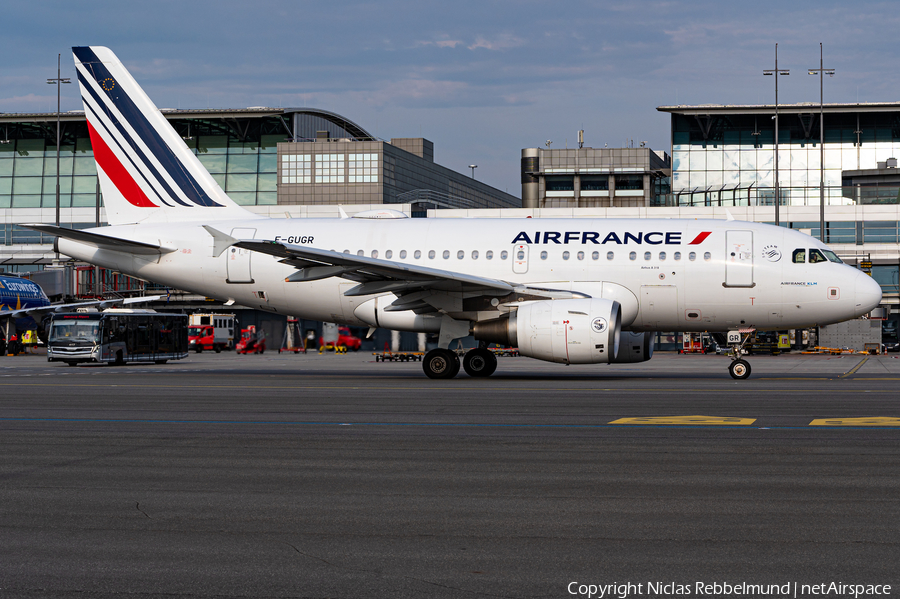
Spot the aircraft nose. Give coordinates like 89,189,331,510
853,270,882,317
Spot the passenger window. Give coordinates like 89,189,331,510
501,250,508,260
659,252,666,261
457,250,464,259
644,251,651,260
400,250,407,259
517,250,525,260
443,250,450,259
343,249,349,254
577,251,584,261
540,251,548,260
689,252,696,261
472,250,479,260
414,250,421,259
674,251,681,261
371,250,379,258
792,249,806,263
486,250,494,260
703,252,711,261
428,250,435,259
809,249,827,264
385,250,392,259
357,250,364,256
562,251,570,260
629,251,637,261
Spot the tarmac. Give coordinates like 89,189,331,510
1,349,898,598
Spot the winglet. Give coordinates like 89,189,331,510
725,208,736,222
203,225,237,257
338,206,349,219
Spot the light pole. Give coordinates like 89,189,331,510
764,43,789,226
809,43,834,242
468,164,477,179
47,53,71,229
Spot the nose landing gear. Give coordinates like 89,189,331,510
727,329,754,380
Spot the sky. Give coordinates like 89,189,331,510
2,0,899,196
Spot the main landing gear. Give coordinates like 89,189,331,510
422,344,498,379
727,330,754,380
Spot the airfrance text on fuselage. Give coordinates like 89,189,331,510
511,231,711,245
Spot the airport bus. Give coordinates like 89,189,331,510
47,309,189,366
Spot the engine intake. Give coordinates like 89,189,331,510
474,298,622,364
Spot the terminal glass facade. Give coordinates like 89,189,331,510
670,110,900,207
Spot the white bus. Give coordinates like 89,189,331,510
47,309,188,366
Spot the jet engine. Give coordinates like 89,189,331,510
609,331,654,363
473,298,622,364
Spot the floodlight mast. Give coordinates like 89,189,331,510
763,43,789,226
808,43,835,242
47,53,71,230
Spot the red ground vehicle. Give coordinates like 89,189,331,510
236,325,266,354
320,326,361,351
188,324,230,353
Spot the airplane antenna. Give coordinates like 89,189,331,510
338,206,350,219
725,208,736,221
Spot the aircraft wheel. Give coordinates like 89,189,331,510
423,348,460,379
729,359,751,380
463,348,497,378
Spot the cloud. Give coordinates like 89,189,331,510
415,33,524,52
0,93,54,111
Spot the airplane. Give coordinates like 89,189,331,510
0,272,159,354
22,46,882,379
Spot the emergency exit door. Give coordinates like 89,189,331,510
725,230,754,288
512,244,529,274
226,227,256,284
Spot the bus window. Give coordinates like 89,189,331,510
809,249,828,264
792,249,806,263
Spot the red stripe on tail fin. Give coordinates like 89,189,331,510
86,121,156,208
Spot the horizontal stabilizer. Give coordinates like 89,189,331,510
20,224,175,255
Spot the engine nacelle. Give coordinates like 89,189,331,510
609,331,654,363
474,298,622,364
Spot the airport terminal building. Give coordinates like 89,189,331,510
656,103,900,332
0,107,519,272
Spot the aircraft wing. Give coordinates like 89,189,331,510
20,224,176,255
0,295,164,322
209,227,586,314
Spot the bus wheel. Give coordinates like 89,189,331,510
214,347,221,353
115,351,125,366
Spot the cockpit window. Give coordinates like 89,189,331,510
809,249,828,264
821,249,843,264
792,249,806,263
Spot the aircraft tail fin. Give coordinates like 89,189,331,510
72,46,258,226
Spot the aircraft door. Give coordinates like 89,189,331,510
725,230,754,288
227,227,256,284
513,244,529,274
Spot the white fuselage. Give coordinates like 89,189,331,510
56,217,880,333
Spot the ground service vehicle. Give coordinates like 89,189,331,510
188,313,235,352
47,309,188,366
236,325,265,354
28,46,883,380
320,326,362,351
